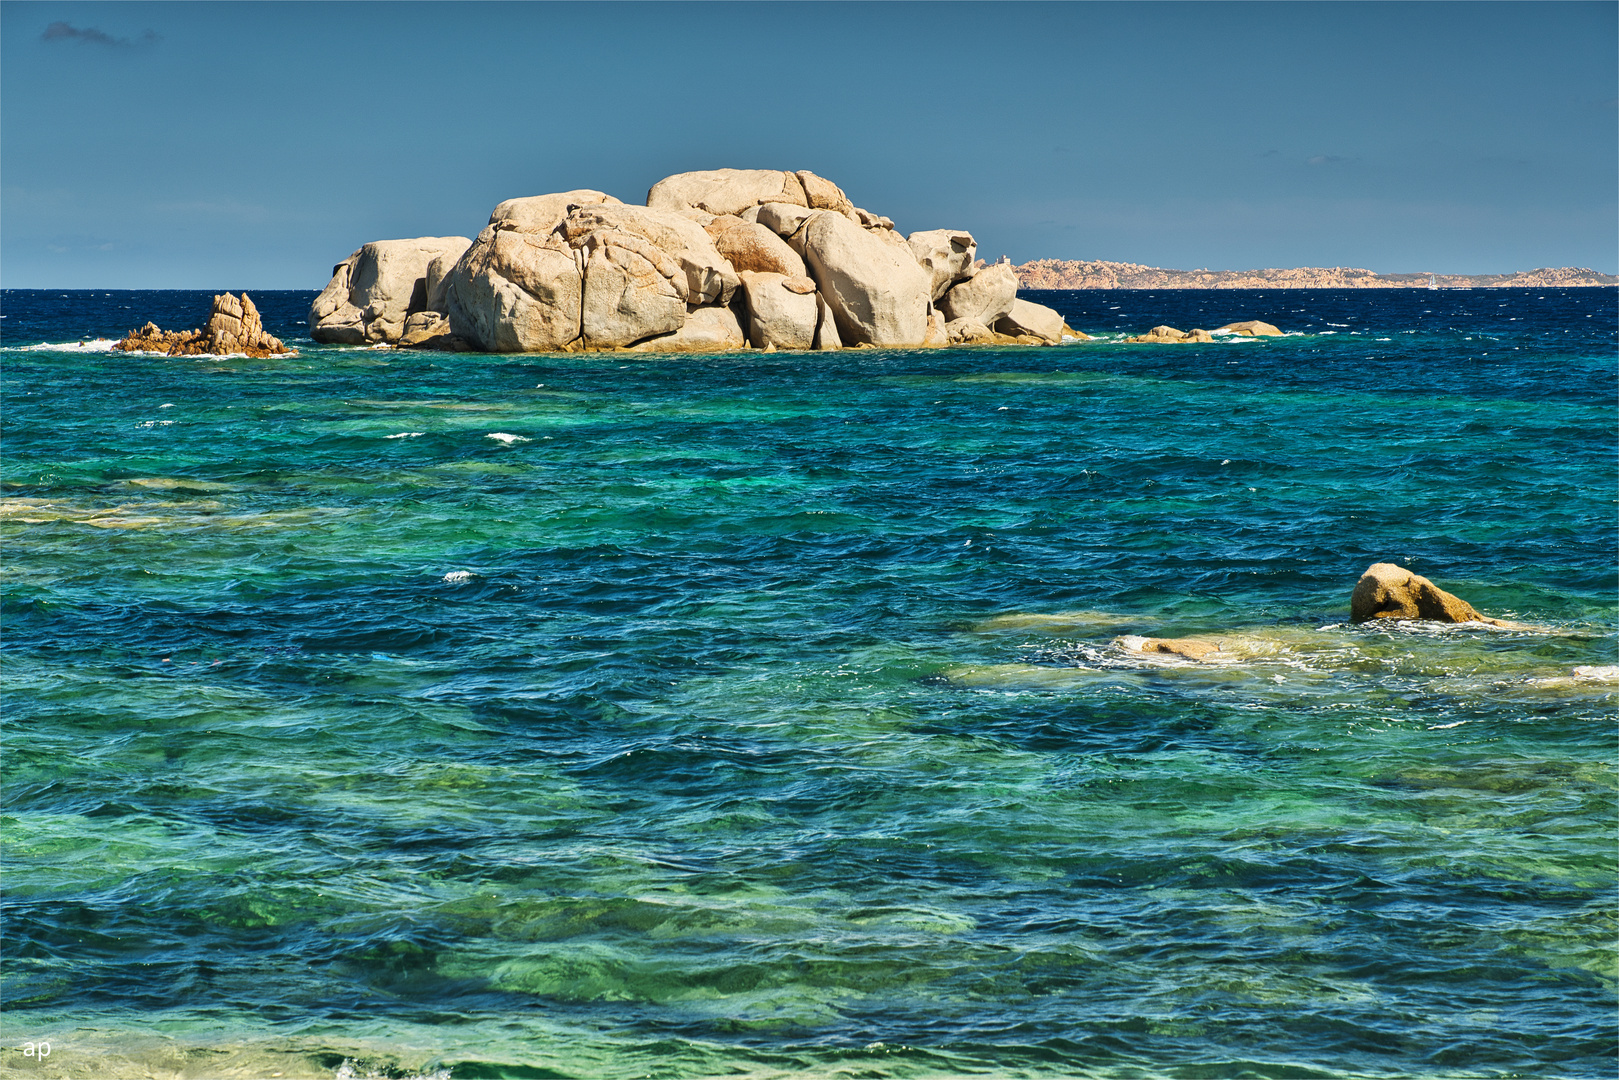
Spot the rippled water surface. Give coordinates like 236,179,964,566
2,288,1615,1079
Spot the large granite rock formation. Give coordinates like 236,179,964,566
1349,563,1502,625
314,168,1089,353
310,237,471,344
115,293,292,357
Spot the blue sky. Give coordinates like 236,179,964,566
3,1,1614,288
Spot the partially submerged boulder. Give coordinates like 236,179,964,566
310,237,472,344
1115,635,1224,662
995,297,1072,344
1349,563,1503,625
1126,325,1215,343
1215,320,1283,337
115,293,293,357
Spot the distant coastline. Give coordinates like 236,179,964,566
1014,260,1618,290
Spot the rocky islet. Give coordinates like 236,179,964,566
309,169,1088,353
114,292,293,358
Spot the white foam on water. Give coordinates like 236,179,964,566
1572,665,1619,681
486,432,530,444
385,432,425,439
136,420,175,428
18,339,118,352
442,570,475,583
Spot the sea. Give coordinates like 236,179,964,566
1,287,1614,1080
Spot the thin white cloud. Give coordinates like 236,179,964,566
41,22,160,48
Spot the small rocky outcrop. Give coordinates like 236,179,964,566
1215,320,1282,337
310,236,472,344
1350,563,1503,625
314,168,1088,353
114,293,292,357
1126,325,1215,344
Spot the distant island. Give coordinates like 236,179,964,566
1014,260,1617,290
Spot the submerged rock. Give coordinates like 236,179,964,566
1350,562,1503,625
115,293,292,357
1115,635,1225,662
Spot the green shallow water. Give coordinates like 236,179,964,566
1,288,1615,1078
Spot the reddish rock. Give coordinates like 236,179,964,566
115,294,293,357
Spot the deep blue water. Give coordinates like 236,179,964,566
2,287,1615,1079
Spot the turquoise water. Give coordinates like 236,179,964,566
2,288,1615,1079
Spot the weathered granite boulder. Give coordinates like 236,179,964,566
116,293,293,357
630,305,746,352
796,170,855,214
1350,563,1502,625
706,216,807,277
1126,325,1215,343
945,317,997,345
907,229,977,301
310,237,472,344
648,169,808,216
1215,320,1283,337
799,211,931,346
756,202,818,245
440,189,617,352
579,239,686,348
560,204,740,306
939,262,1018,326
814,293,842,351
490,190,621,232
397,311,467,351
739,271,819,350
994,298,1071,344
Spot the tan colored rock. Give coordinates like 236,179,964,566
116,293,292,357
581,242,686,348
756,202,818,242
993,298,1067,344
814,293,842,351
795,170,855,214
1216,320,1283,337
310,236,472,344
561,204,739,306
646,169,807,217
1116,635,1223,662
396,311,468,350
1349,563,1502,625
739,271,819,350
945,317,996,345
939,262,1017,326
1126,325,1214,343
706,217,807,277
444,226,583,352
907,229,977,301
630,305,746,352
488,190,621,234
799,211,931,347
921,308,947,348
